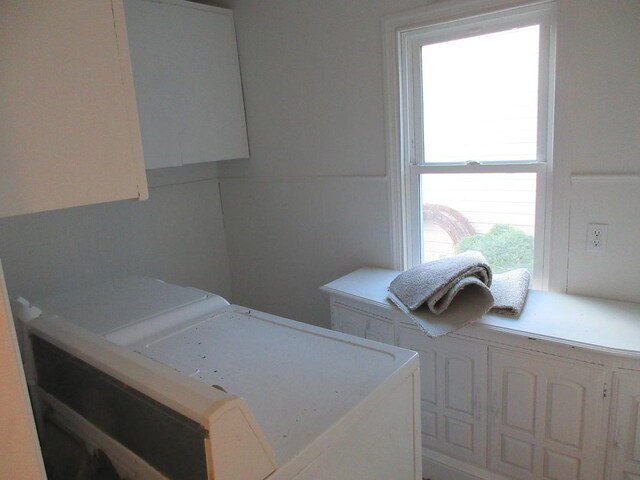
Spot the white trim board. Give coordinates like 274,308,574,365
567,173,640,302
382,0,557,280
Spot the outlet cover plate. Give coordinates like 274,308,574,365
587,223,608,251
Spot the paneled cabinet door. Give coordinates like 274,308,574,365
488,348,606,480
330,302,394,345
398,327,488,467
124,0,249,169
0,1,148,218
609,372,640,480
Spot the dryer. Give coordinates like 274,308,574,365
15,277,421,480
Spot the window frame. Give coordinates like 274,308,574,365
383,0,557,288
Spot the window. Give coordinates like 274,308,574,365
385,1,556,287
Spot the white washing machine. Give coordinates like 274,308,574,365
15,277,421,480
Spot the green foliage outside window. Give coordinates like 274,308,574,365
455,224,533,274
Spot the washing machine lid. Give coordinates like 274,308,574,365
129,305,417,466
33,277,228,337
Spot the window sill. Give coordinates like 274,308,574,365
321,267,640,358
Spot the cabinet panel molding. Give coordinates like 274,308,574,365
444,355,474,415
415,347,437,407
0,0,148,217
501,368,537,434
444,416,474,451
366,317,394,344
322,268,640,480
545,380,585,448
489,348,605,480
423,410,438,440
610,373,640,479
543,449,581,480
124,0,249,169
501,434,535,472
397,326,488,467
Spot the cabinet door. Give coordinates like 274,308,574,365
335,305,367,338
125,0,249,169
609,372,640,480
398,327,488,467
489,348,605,480
330,302,394,344
0,1,148,217
0,262,46,478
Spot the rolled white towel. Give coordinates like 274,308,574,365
387,251,494,337
388,250,492,315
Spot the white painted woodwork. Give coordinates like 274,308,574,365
0,0,148,218
568,175,640,304
124,0,249,169
331,302,394,344
609,372,640,480
398,326,487,467
323,267,640,357
322,267,640,480
488,348,605,480
383,1,555,287
0,261,46,479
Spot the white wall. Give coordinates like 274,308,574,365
219,0,640,327
217,0,432,327
549,0,640,292
221,177,391,325
568,175,640,302
0,166,232,303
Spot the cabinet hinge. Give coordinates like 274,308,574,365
603,383,608,398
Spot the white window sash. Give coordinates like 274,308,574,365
406,162,548,287
384,0,556,289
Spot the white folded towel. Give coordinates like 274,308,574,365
490,268,531,316
388,251,494,337
388,250,492,314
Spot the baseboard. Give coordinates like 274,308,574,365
422,449,512,480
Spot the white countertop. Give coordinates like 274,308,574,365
321,267,640,358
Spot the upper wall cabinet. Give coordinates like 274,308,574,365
0,1,149,218
124,0,249,169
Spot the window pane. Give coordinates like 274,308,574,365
421,25,540,163
420,173,536,274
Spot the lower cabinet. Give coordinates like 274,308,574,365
330,301,394,345
398,326,487,468
609,372,640,480
488,348,605,480
328,297,617,480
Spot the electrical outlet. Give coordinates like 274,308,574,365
587,223,608,251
